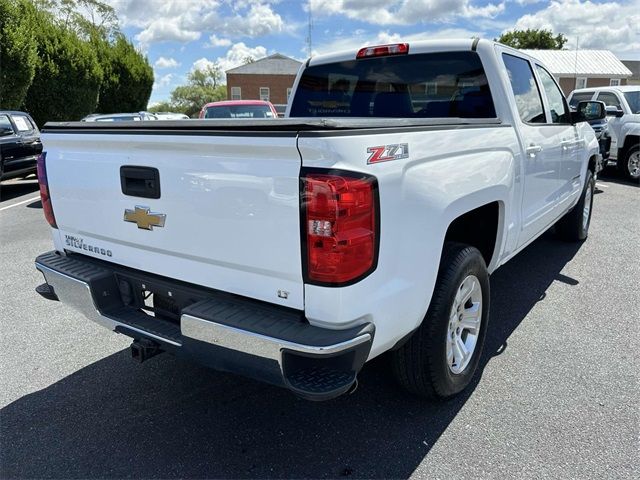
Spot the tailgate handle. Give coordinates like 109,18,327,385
120,166,161,199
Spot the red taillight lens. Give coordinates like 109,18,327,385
36,153,57,228
302,171,378,285
356,43,409,59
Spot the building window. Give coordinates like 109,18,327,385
286,87,292,101
609,78,621,86
231,86,241,100
424,82,438,96
260,87,270,102
575,77,587,89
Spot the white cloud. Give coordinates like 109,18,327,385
152,73,174,90
135,19,201,46
206,34,232,48
511,0,640,55
154,57,180,69
192,57,218,72
107,0,285,47
308,0,505,25
217,42,268,74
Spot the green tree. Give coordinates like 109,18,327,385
147,101,177,113
22,14,103,125
96,34,154,113
496,29,568,50
170,65,226,117
0,0,39,109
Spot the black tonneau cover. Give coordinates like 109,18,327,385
42,117,503,134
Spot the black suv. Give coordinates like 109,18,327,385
0,111,43,181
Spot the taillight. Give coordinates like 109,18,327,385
301,170,378,286
356,43,409,59
36,153,57,228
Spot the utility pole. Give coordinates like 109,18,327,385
306,1,313,58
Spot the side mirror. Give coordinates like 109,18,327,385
573,100,606,123
605,105,624,117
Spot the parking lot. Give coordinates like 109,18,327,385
0,172,638,479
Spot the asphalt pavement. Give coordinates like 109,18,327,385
0,171,638,479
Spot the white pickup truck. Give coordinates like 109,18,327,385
568,86,640,181
34,40,604,401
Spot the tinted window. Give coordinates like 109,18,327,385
290,51,496,118
596,92,622,109
536,66,570,123
205,105,275,118
0,115,14,136
623,91,640,114
502,54,545,124
569,91,594,107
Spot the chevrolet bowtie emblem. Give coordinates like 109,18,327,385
123,206,166,230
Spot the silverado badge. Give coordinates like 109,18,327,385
124,206,166,230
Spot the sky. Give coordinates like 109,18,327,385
102,0,640,105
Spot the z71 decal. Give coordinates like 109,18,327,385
366,143,409,164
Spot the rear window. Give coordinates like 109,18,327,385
205,105,275,118
289,51,496,118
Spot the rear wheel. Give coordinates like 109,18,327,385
391,242,489,399
557,170,595,242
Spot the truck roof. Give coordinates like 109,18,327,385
570,85,640,94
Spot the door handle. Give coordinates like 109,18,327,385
526,144,543,157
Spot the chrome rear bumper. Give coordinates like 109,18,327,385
35,251,373,400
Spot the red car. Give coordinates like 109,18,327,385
199,100,278,119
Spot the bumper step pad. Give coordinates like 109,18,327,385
35,251,374,400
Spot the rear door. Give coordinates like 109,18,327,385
10,113,42,158
501,53,563,246
43,130,304,309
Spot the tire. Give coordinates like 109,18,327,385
556,170,595,242
391,242,490,400
618,145,640,182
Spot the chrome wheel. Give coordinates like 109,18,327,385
446,275,482,374
628,151,640,179
583,178,593,231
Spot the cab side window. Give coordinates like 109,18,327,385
596,92,622,110
502,54,545,124
535,66,570,124
0,115,14,136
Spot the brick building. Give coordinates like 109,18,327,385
225,54,303,115
521,50,632,95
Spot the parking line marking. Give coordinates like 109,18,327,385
596,183,609,189
0,196,41,212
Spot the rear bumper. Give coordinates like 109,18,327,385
35,251,373,400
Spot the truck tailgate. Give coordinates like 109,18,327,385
42,131,303,309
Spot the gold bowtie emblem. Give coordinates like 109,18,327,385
123,206,166,230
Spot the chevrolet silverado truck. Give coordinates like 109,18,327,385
34,40,604,401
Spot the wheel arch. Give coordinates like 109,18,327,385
443,200,504,272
